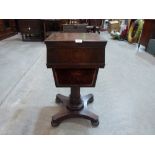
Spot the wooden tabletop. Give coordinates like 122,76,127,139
45,32,106,42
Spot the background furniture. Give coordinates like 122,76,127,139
0,19,17,40
2,19,104,41
146,39,155,55
18,19,44,41
139,20,155,49
43,20,103,39
43,19,67,39
108,20,120,33
45,32,107,127
86,19,103,34
63,23,88,32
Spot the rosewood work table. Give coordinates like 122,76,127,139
45,32,107,127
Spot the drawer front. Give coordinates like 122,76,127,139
53,68,98,87
47,47,105,64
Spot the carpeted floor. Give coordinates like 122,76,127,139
0,32,155,134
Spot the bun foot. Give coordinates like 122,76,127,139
91,120,99,127
55,94,68,104
82,94,94,105
55,96,62,104
51,120,60,127
87,94,94,103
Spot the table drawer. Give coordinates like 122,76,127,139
53,68,98,87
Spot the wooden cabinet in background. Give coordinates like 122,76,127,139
18,19,44,41
63,24,88,32
43,19,65,39
139,20,155,48
0,19,17,40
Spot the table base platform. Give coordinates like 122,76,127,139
51,87,99,127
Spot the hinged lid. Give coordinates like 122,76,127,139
45,32,107,47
